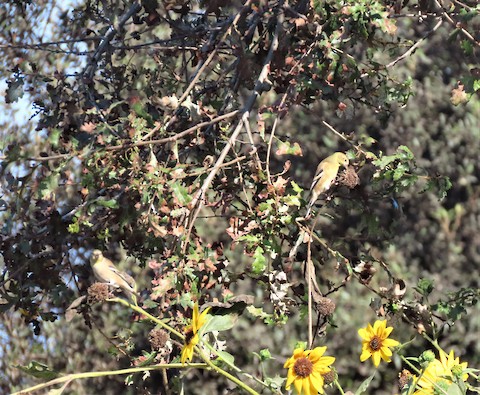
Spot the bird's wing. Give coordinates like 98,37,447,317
120,271,136,289
102,257,117,269
102,258,135,286
310,161,326,191
108,266,136,290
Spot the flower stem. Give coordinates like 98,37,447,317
12,363,206,395
111,297,184,340
334,378,345,394
195,346,260,395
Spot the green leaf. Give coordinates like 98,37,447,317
246,305,272,321
6,76,25,103
252,246,266,274
216,350,235,366
354,371,376,395
68,221,80,234
169,181,191,206
258,202,271,212
96,198,119,209
265,375,285,390
474,79,480,92
49,128,62,148
460,40,473,56
275,141,303,156
39,173,59,199
373,155,396,169
393,163,408,181
284,195,301,208
202,314,237,334
416,278,434,296
398,145,414,160
446,382,463,395
132,101,154,125
291,181,303,193
15,361,59,380
237,234,260,244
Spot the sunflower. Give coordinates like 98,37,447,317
180,302,211,364
284,346,335,395
413,350,468,394
358,320,400,367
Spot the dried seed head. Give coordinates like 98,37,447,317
316,297,336,317
149,328,170,351
87,283,109,304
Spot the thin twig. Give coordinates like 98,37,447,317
0,37,101,50
11,363,206,395
265,42,316,184
307,232,314,348
385,18,444,70
176,1,253,107
183,2,284,252
0,111,239,163
434,0,480,47
82,2,142,80
242,116,263,172
321,120,367,156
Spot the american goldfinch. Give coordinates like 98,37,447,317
90,249,138,301
305,152,349,217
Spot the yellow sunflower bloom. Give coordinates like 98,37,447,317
180,302,211,364
358,320,400,367
284,346,335,395
413,350,468,395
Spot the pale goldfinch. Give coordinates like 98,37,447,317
305,152,349,217
90,249,138,302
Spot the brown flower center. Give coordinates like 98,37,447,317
369,336,381,351
293,357,313,378
184,328,194,344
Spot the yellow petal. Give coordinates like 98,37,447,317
309,346,327,361
318,355,336,367
372,352,381,367
284,356,295,369
383,338,400,348
383,325,394,337
360,349,372,362
380,347,393,358
373,319,385,333
309,371,324,389
285,368,295,389
294,377,304,395
358,327,369,339
197,306,211,328
181,342,194,364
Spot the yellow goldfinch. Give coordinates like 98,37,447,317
305,152,349,217
90,249,138,302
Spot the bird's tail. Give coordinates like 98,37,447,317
118,285,140,306
305,191,320,218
